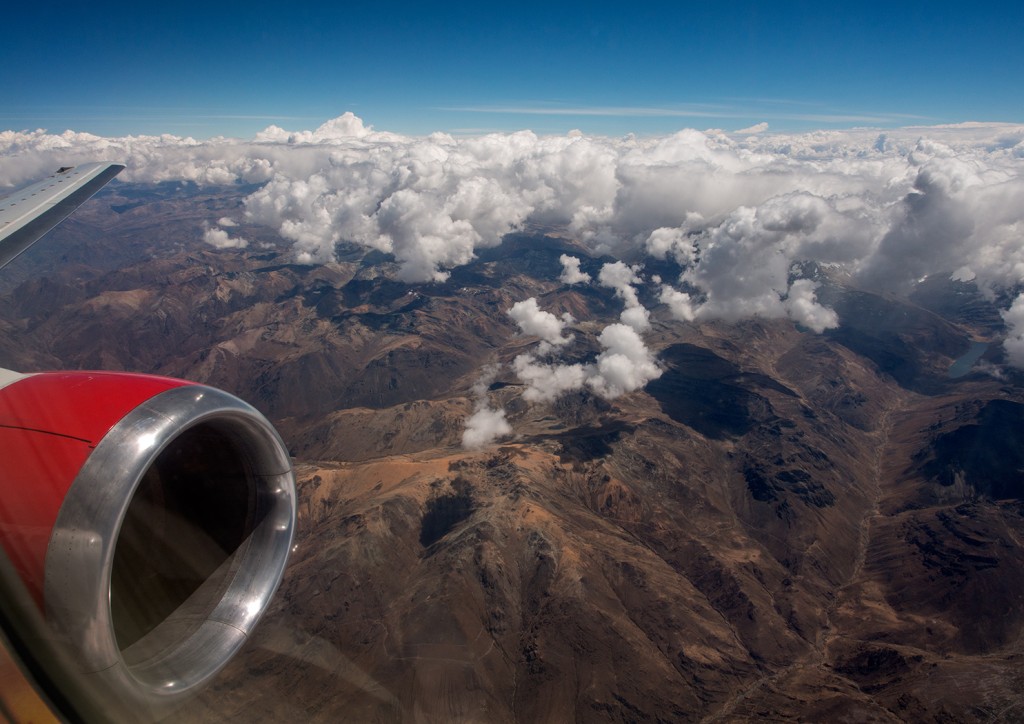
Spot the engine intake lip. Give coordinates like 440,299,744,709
43,384,296,713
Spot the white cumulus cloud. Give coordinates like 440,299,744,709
462,407,512,450
203,225,248,249
511,321,661,402
645,225,699,265
508,298,574,349
598,261,650,331
587,323,662,398
512,354,587,402
783,279,839,333
6,114,1024,361
1002,294,1024,368
462,363,512,449
559,254,591,284
660,285,696,322
735,122,769,135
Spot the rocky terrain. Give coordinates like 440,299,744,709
2,182,1023,721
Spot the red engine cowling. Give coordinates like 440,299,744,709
0,370,296,715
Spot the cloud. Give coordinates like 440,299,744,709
855,156,975,294
217,217,237,227
441,104,906,124
512,354,587,402
783,279,838,333
644,225,699,265
559,254,591,284
598,261,650,331
619,304,651,331
253,112,385,144
659,285,696,322
203,225,248,249
508,297,574,349
511,320,661,402
587,323,662,398
598,260,642,291
462,407,512,449
462,363,512,449
470,363,501,398
735,122,769,135
675,193,856,326
1002,294,1024,368
507,276,661,402
5,114,1024,362
440,105,731,119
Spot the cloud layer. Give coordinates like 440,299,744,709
4,114,1024,359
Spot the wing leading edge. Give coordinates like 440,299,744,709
0,163,125,269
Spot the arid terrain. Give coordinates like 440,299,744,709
2,182,1023,722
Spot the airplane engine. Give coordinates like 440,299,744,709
0,370,296,715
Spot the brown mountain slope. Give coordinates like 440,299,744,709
2,183,1023,721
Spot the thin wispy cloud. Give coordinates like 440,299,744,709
724,97,829,107
721,97,928,119
440,103,923,125
440,105,729,118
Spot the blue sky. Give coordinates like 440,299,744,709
2,1,1021,138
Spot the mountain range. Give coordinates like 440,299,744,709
2,181,1022,721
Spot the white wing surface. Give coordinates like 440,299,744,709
0,163,124,269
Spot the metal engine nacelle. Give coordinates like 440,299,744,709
0,370,296,715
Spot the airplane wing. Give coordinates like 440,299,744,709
0,162,125,269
